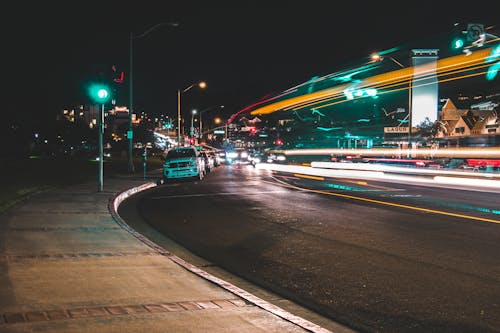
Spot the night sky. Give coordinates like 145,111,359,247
4,0,498,133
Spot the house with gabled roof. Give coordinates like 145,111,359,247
437,98,499,138
471,110,499,135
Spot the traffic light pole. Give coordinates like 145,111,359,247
128,32,135,173
98,103,104,192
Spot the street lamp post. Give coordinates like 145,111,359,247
177,81,207,146
371,52,412,151
129,22,178,173
98,102,105,192
199,105,224,142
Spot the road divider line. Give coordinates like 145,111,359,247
294,174,325,181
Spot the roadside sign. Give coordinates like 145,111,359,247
384,127,409,133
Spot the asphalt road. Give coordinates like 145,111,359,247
119,164,500,333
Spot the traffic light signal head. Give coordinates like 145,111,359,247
89,83,111,104
451,36,465,50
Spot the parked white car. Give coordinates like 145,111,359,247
161,147,205,182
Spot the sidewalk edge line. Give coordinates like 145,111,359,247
108,182,334,333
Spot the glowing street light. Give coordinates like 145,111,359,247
198,105,224,141
370,53,405,68
177,81,207,145
371,52,413,148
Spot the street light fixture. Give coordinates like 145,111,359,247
129,22,178,173
370,53,405,68
198,105,224,142
177,81,207,146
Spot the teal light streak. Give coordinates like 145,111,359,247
311,109,326,117
307,76,320,93
317,127,342,131
376,47,401,56
485,44,500,81
325,183,367,192
330,63,379,83
486,63,500,80
407,196,500,216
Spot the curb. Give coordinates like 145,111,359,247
108,181,334,333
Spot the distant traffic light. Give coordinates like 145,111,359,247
275,139,283,146
249,127,257,135
451,36,465,50
451,32,465,51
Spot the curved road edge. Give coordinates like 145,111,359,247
108,181,338,333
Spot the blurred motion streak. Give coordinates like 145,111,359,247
250,46,497,116
273,147,500,159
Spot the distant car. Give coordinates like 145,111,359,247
267,153,286,164
225,149,250,164
160,147,205,182
248,151,267,166
210,150,222,167
217,150,226,164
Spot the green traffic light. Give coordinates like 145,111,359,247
452,37,464,50
89,84,111,103
97,89,108,99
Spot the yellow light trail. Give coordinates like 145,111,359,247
250,46,496,116
293,174,325,181
311,69,489,111
292,62,492,111
265,180,500,224
292,60,492,111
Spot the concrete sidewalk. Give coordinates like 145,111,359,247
0,175,343,332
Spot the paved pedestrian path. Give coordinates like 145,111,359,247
0,175,351,332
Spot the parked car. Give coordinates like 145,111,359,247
210,150,222,167
201,150,215,173
160,147,205,182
